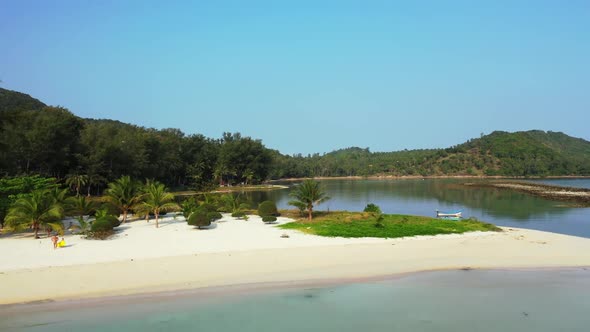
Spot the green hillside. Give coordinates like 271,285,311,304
0,88,46,113
1,87,589,187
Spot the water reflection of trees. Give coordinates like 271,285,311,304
247,180,571,220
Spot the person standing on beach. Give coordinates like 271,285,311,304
51,234,58,249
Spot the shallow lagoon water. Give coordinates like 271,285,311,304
251,179,590,238
2,269,589,331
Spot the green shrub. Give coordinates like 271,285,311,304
181,197,199,218
207,211,223,222
363,203,382,214
109,218,121,228
258,200,279,217
262,215,277,223
88,219,115,239
187,208,210,229
200,203,217,213
231,211,246,219
91,219,113,232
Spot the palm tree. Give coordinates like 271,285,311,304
66,196,96,231
288,179,330,220
135,182,179,228
4,190,64,238
103,176,142,223
65,174,88,197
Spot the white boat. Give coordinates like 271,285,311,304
436,210,462,218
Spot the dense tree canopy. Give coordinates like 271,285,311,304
1,87,590,192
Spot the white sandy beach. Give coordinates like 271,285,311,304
1,214,590,305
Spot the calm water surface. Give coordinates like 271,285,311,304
2,269,589,332
524,178,590,189
249,179,590,238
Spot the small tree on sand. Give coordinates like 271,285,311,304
103,176,142,224
5,190,64,238
288,179,330,221
135,182,179,228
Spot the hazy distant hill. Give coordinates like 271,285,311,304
1,87,589,181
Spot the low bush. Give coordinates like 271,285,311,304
200,203,217,213
363,203,382,214
87,219,115,239
231,211,246,219
207,211,223,222
181,197,199,218
187,208,210,229
262,215,277,223
258,200,279,216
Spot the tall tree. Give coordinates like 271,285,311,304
65,174,88,197
103,176,142,223
4,190,64,238
135,182,179,228
288,179,330,220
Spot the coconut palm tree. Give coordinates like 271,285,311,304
103,176,142,223
66,196,96,231
65,174,88,197
4,190,64,238
135,182,179,228
288,179,330,220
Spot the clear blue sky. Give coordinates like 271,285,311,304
1,0,588,155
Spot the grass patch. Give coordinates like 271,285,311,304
278,211,501,238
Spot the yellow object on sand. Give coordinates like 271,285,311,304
57,240,65,248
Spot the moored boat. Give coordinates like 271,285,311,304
436,210,462,218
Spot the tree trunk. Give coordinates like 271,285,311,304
122,210,128,223
33,222,39,239
155,211,159,228
308,206,313,220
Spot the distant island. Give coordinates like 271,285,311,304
1,87,590,195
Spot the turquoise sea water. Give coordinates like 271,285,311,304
2,269,589,331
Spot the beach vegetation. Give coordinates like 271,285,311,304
4,189,64,238
220,193,250,215
231,210,246,219
0,175,59,226
279,211,501,238
288,179,330,220
66,196,96,232
181,197,199,219
187,207,211,229
258,200,279,217
207,211,223,222
94,207,121,228
103,176,142,223
88,209,120,239
262,215,277,223
199,202,218,213
135,182,179,228
363,203,382,214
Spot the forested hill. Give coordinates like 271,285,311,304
0,88,46,112
1,87,589,191
272,131,590,178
